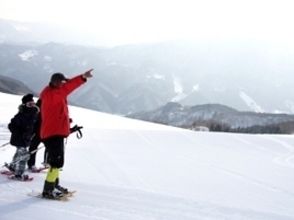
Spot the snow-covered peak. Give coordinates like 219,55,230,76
18,50,38,61
171,76,188,102
173,77,183,94
239,91,264,113
285,100,294,114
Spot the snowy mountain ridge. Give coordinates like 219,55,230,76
2,19,294,115
0,92,294,220
128,102,294,133
0,75,34,95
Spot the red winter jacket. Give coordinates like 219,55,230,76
40,75,86,139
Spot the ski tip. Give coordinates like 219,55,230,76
0,170,13,175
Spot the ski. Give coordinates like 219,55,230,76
28,166,49,173
1,169,33,181
0,170,13,176
7,175,33,181
1,166,48,176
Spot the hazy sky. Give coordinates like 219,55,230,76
1,0,294,46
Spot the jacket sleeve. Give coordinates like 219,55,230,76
59,75,86,97
8,114,21,133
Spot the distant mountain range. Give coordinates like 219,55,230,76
128,102,294,134
1,18,294,115
0,75,34,95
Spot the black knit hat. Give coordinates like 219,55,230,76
22,93,34,104
50,73,68,83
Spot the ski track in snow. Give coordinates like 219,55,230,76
1,129,294,220
178,132,294,198
0,180,293,220
209,165,294,197
224,133,294,169
260,136,294,168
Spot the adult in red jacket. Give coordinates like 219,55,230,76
40,69,93,199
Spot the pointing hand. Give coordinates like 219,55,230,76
83,69,94,79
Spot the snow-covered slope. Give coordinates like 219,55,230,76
0,92,294,220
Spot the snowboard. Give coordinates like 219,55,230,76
28,190,76,201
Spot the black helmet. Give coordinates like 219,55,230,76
21,93,34,104
50,73,68,83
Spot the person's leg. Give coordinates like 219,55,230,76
6,148,18,172
14,147,29,176
43,147,49,166
43,167,59,195
42,136,64,197
46,136,64,168
27,136,41,169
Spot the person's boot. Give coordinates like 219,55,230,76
42,180,63,199
4,162,15,172
55,178,68,194
28,165,38,172
13,174,30,181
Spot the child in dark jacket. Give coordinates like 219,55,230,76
5,94,39,180
27,99,43,171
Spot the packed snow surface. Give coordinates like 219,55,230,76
0,92,294,220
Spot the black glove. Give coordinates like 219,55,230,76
70,124,83,139
70,125,83,133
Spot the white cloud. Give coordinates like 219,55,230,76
1,0,294,45
192,84,199,92
13,24,30,32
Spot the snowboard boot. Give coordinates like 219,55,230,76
42,180,63,199
14,174,30,181
4,162,15,172
55,178,68,194
42,190,63,199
